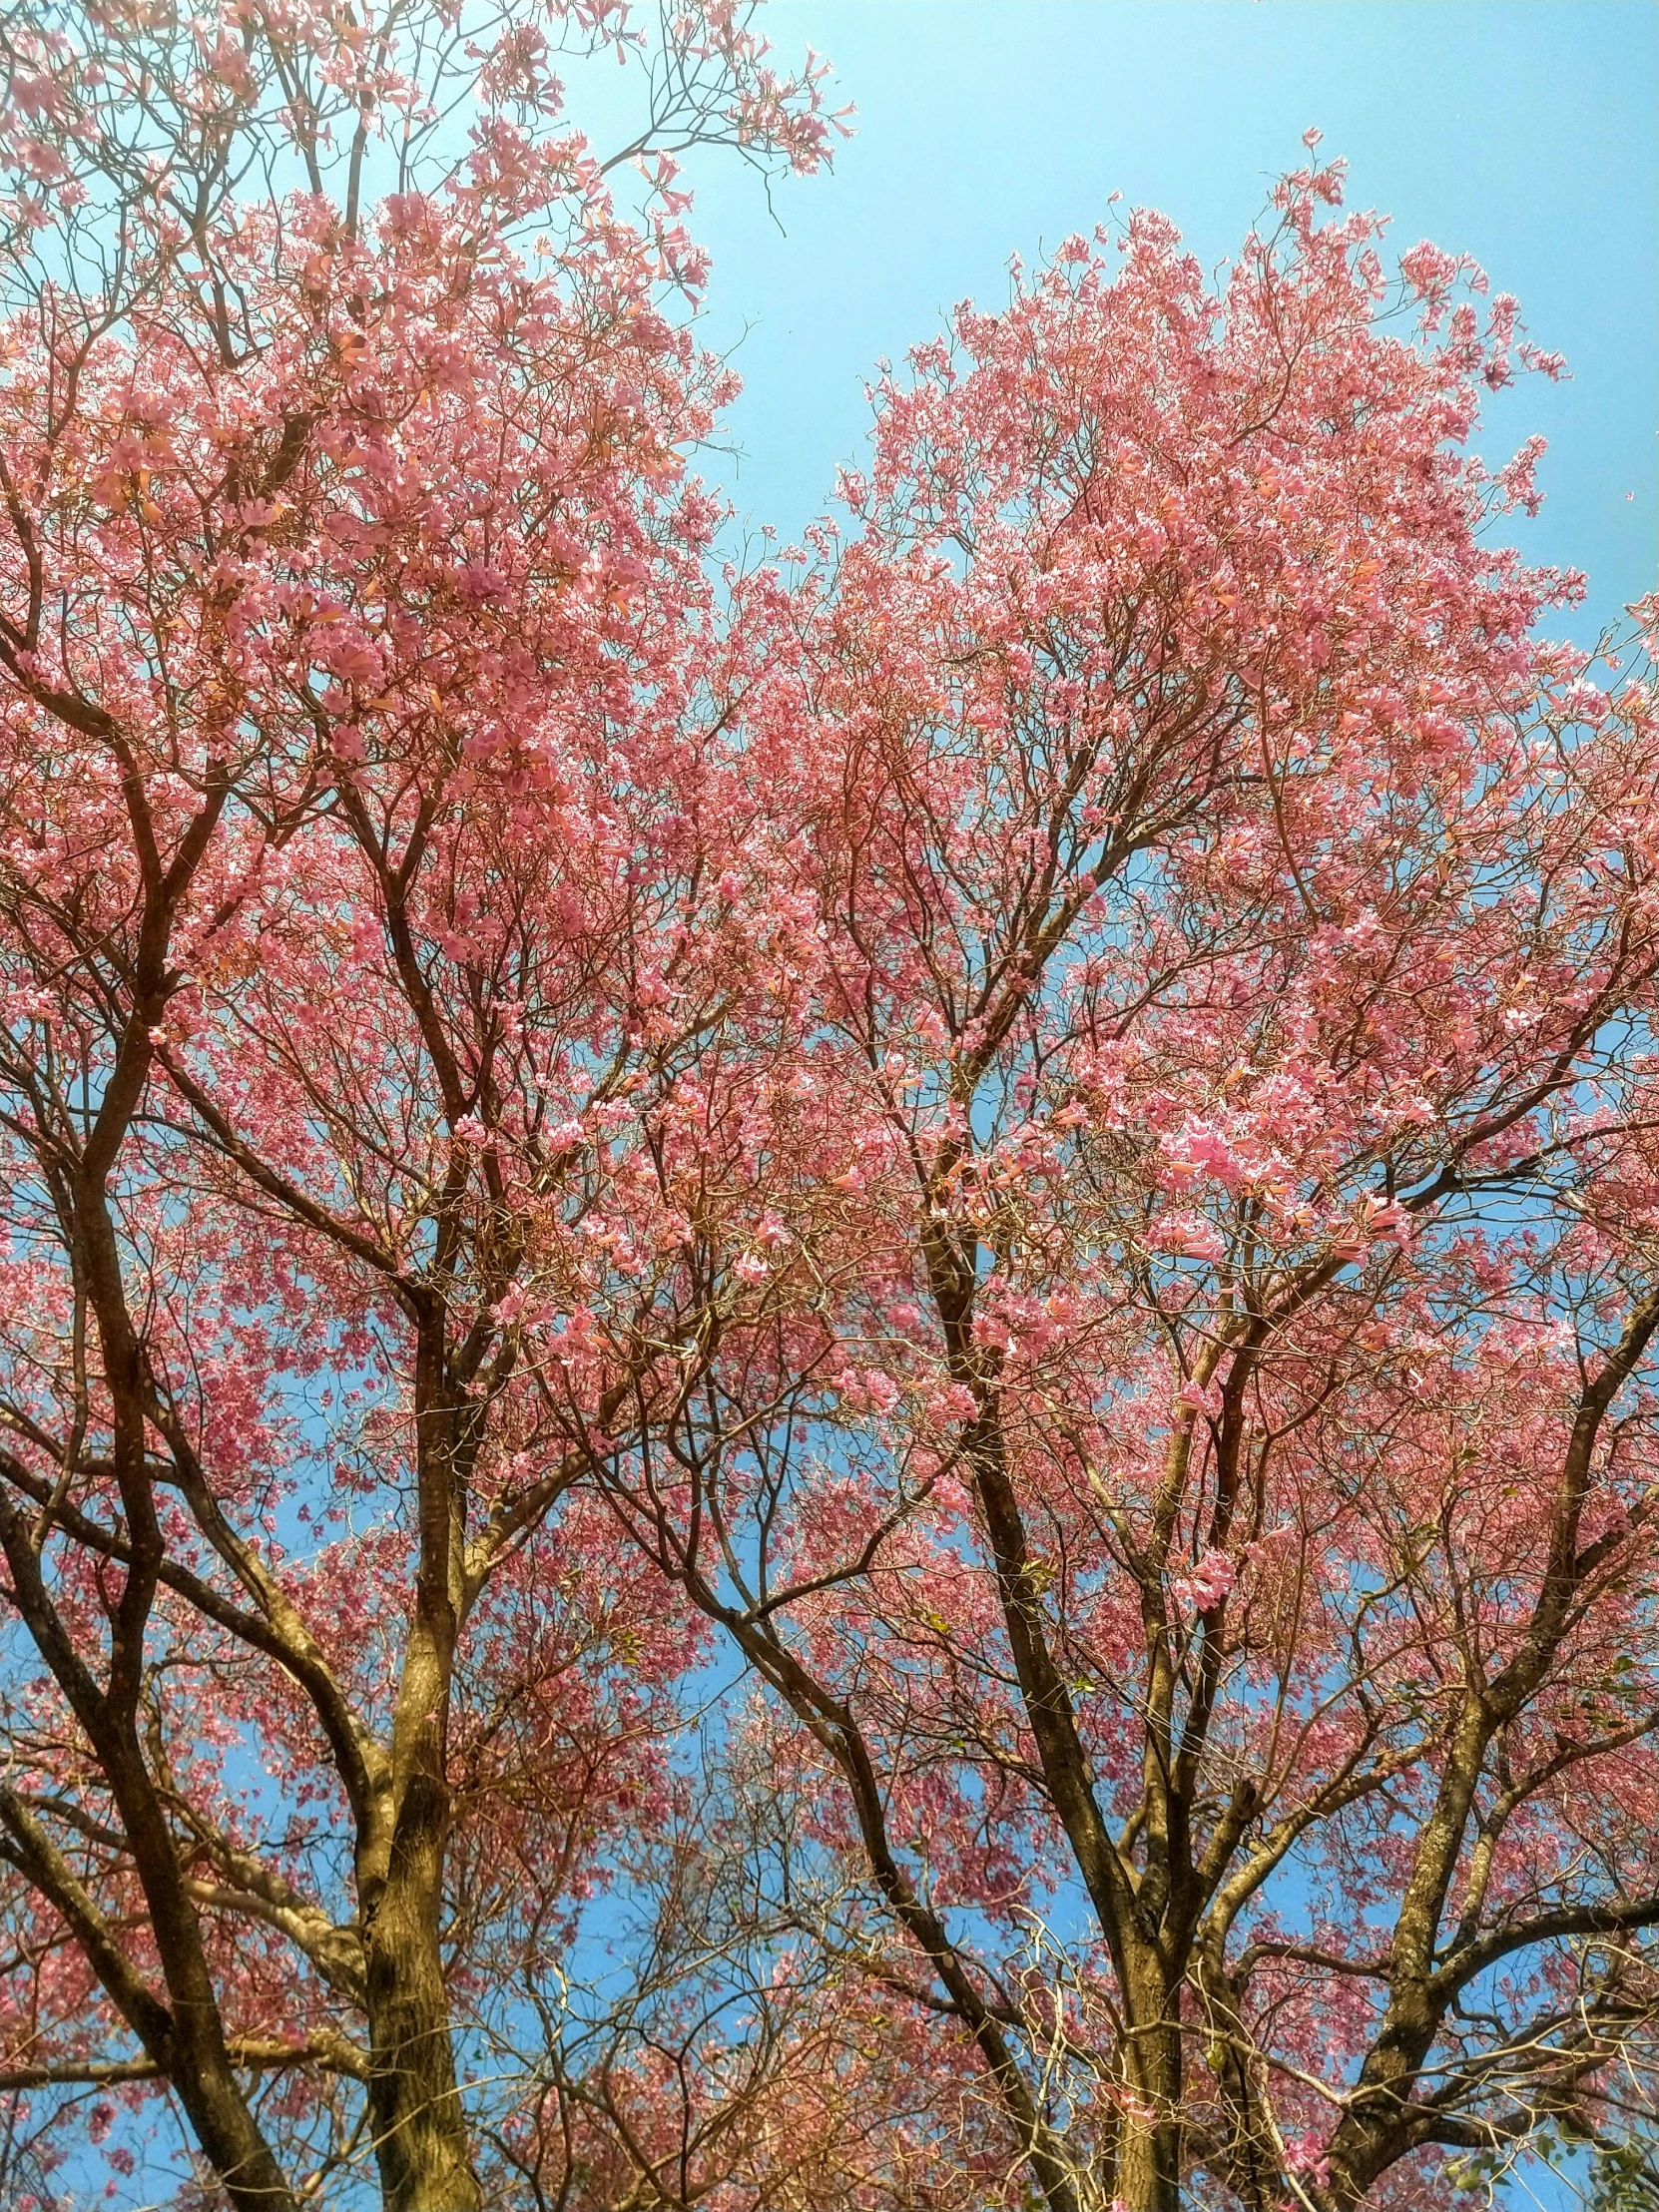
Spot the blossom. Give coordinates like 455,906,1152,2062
1171,1549,1238,1614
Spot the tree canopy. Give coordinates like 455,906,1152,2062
2,8,1657,2210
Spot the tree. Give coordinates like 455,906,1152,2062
3,6,1657,2208
0,3,861,2206
562,157,1659,2212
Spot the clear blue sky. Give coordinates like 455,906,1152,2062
675,0,1656,643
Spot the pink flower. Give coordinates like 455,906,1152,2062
1173,1377,1221,1419
1172,1549,1238,1614
1148,1214,1227,1263
1284,2135,1333,2186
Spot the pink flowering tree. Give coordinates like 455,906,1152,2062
4,5,1658,2206
0,2,863,2207
555,160,1659,2212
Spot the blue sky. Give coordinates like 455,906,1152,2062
675,0,1656,643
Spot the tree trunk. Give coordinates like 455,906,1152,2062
1117,2108,1183,2212
1115,1966,1184,2212
167,2044,302,2212
348,1324,484,2211
361,1766,481,2212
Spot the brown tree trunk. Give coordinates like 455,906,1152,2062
1117,2107,1183,2212
359,1569,481,2212
166,2044,302,2212
361,1819,480,2212
1114,1964,1184,2212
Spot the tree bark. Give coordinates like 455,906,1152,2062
361,1793,481,2212
357,1350,483,2212
1114,1953,1184,2212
